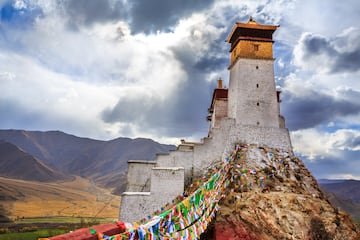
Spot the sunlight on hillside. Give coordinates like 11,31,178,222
0,177,120,220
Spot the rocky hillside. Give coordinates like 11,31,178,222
205,144,359,239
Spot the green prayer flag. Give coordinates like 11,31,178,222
195,192,201,206
175,223,180,231
159,208,172,218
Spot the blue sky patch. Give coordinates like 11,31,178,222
0,1,43,29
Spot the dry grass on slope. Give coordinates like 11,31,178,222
0,177,120,220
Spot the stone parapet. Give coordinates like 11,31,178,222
119,167,184,223
229,124,292,150
126,161,156,192
119,192,151,224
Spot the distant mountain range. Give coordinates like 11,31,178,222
319,179,360,221
318,179,360,203
0,129,176,194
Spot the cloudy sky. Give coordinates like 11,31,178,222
1,0,360,180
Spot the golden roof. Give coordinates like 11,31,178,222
226,18,279,43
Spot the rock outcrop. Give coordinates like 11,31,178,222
204,144,359,239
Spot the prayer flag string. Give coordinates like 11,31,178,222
103,143,293,240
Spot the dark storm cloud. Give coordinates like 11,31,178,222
303,157,346,178
101,47,219,137
102,77,214,137
0,98,101,138
175,35,228,68
282,88,360,130
301,34,335,55
299,32,360,73
102,27,230,138
332,133,360,150
102,95,161,125
0,100,40,128
128,0,215,33
58,0,127,30
194,32,229,72
194,55,227,72
57,0,215,33
335,49,360,73
300,151,360,179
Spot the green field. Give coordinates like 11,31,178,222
0,217,114,240
0,228,66,240
13,216,113,224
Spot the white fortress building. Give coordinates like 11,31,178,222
119,18,292,223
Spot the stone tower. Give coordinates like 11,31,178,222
227,18,282,128
119,18,291,223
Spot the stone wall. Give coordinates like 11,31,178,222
150,167,184,195
211,98,228,128
229,124,292,150
119,116,292,223
192,118,291,176
119,167,184,223
126,160,156,192
228,58,280,128
119,192,151,224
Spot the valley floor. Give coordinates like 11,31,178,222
0,177,120,220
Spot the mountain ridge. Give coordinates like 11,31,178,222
0,129,176,193
319,180,360,222
0,140,71,182
319,179,360,204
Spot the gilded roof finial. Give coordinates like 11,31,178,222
248,16,257,24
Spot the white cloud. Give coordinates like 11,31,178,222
282,73,316,97
293,32,334,74
326,173,360,180
291,128,360,161
284,0,360,37
1,5,224,142
293,29,360,75
0,50,119,138
291,129,334,161
13,0,26,9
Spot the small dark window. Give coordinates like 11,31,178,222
257,102,260,106
254,44,259,51
257,122,260,125
256,84,259,88
256,66,259,69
